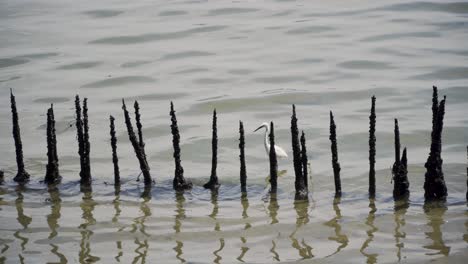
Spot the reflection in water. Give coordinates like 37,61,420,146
324,197,348,256
360,199,378,264
14,186,31,261
113,185,123,262
393,198,409,262
209,190,224,263
79,189,100,263
131,186,151,264
47,185,66,263
290,200,313,259
173,192,186,263
237,193,250,262
268,194,280,261
423,201,450,256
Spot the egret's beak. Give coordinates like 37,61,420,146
254,126,263,132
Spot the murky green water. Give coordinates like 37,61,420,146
0,0,467,263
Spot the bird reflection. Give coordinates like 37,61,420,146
393,198,409,262
131,185,151,264
360,199,378,264
290,200,313,259
423,201,450,256
79,188,100,263
237,193,250,262
14,185,31,261
324,197,348,256
173,191,186,263
47,185,66,263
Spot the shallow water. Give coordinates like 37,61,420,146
0,0,467,263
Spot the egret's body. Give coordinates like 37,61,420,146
254,122,288,158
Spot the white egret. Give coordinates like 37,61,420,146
254,122,288,158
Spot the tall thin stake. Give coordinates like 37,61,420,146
392,118,409,200
291,105,305,198
330,111,341,197
269,122,278,193
45,104,61,184
109,115,120,185
298,131,309,200
10,89,30,183
170,102,192,191
239,121,247,193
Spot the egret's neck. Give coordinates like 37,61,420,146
264,127,269,153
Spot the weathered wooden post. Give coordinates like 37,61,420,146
109,115,120,185
122,99,152,186
424,86,447,201
10,89,30,183
204,109,220,190
239,121,247,193
298,131,309,200
44,104,61,184
330,111,341,197
170,102,192,191
269,122,278,194
369,96,376,198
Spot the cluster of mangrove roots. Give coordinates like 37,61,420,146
424,86,447,201
392,119,409,200
122,100,152,186
44,104,61,184
291,105,308,200
75,95,92,186
2,87,462,203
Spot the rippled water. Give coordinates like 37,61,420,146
0,0,467,263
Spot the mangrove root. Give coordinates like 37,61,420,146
330,111,342,197
369,96,376,198
10,89,30,183
109,115,120,185
204,109,220,190
424,86,447,201
122,99,152,186
170,102,192,191
392,119,409,200
44,104,61,184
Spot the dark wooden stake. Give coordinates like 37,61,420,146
466,146,467,202
0,170,4,185
369,96,376,198
170,102,192,191
297,131,309,200
330,111,341,197
75,95,91,186
44,104,61,184
11,89,30,183
122,99,152,186
239,121,247,193
204,109,220,190
424,86,447,201
269,122,278,194
392,119,409,200
291,105,306,199
109,115,120,185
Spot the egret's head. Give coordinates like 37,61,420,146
254,122,269,132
